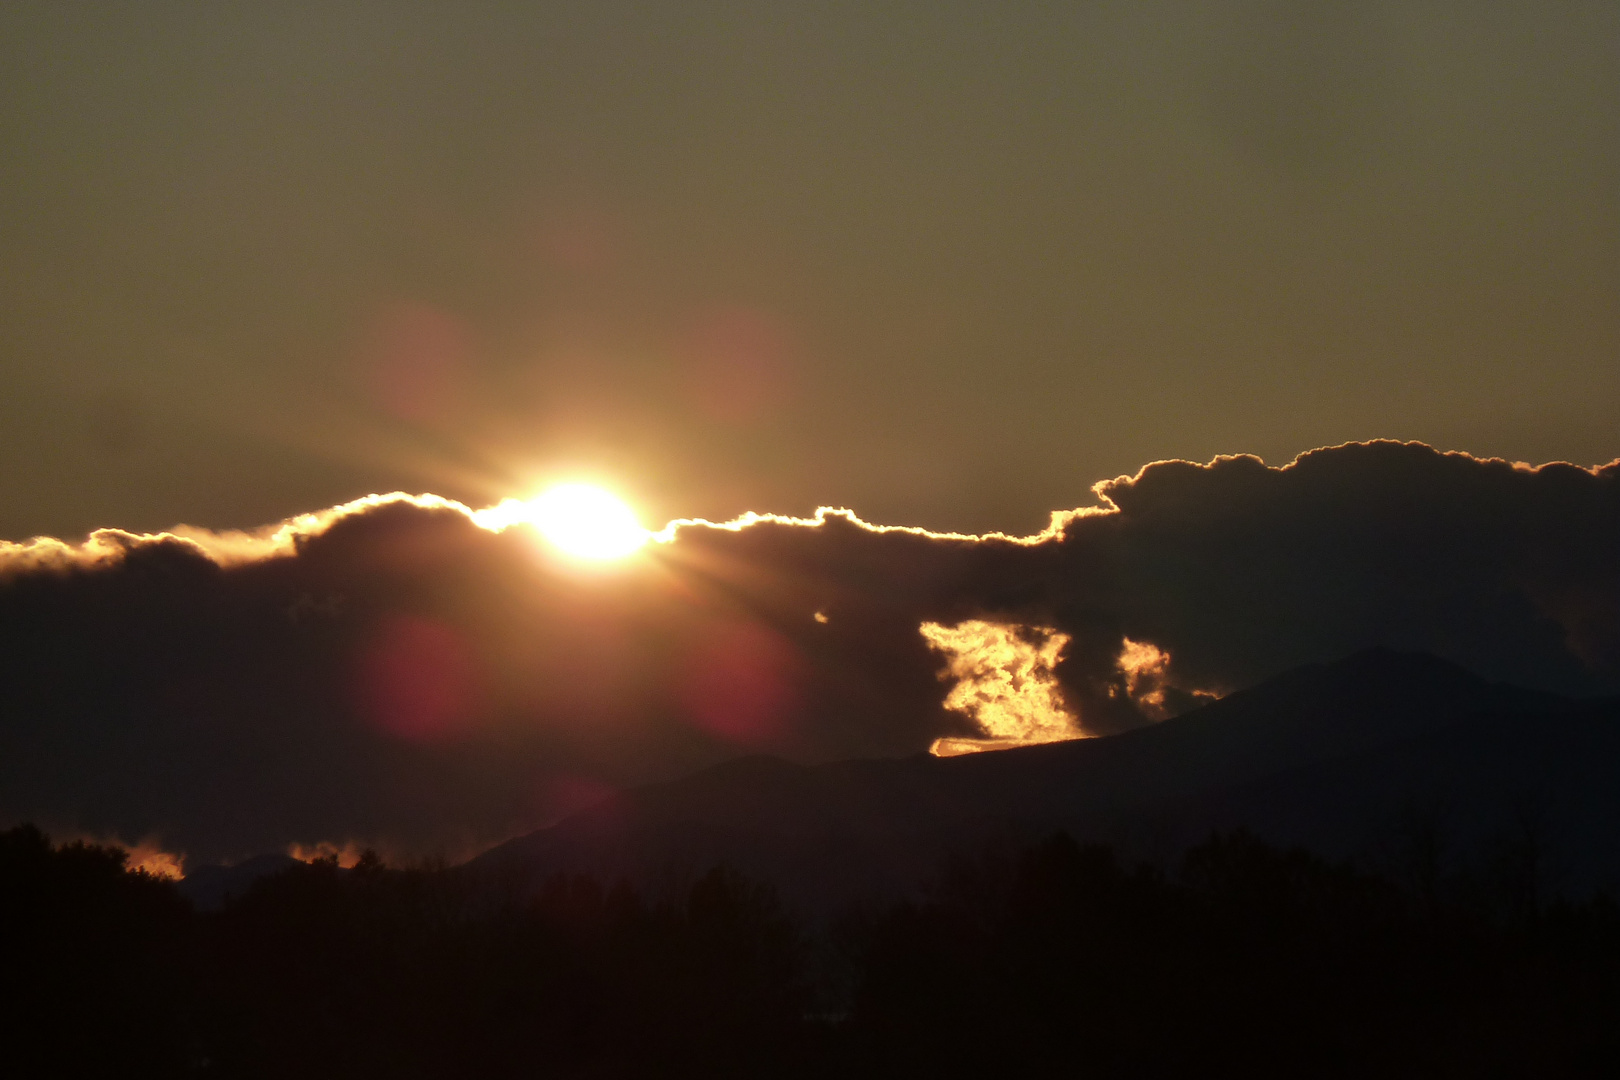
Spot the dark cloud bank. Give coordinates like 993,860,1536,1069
1,441,1616,863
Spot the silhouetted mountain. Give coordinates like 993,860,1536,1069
1174,701,1620,899
473,649,1616,910
178,852,302,911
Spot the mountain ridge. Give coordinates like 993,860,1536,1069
469,648,1610,910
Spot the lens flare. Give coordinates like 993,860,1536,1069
528,483,649,560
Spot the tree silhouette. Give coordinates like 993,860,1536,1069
0,825,192,1075
2,822,1616,1076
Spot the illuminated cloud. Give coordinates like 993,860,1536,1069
922,620,1079,756
1110,638,1220,721
0,491,491,576
287,840,368,869
1116,638,1170,709
0,441,1616,861
124,840,187,881
51,832,188,880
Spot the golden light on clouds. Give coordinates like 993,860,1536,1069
124,840,186,881
1117,637,1171,713
921,619,1082,757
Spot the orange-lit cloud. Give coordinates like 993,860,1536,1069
1117,638,1169,706
52,832,187,880
1,441,1616,862
287,840,367,869
128,847,187,880
0,491,482,575
921,620,1079,756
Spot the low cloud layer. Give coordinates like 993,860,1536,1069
2,441,1616,863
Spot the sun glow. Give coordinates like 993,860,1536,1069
526,483,649,560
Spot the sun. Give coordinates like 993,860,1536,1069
527,483,649,560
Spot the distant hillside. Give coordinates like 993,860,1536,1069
471,649,1620,911
177,852,301,911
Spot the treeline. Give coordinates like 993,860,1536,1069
3,824,1617,1078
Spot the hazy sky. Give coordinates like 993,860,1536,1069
2,1,1615,540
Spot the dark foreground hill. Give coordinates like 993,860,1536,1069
15,647,1620,1076
12,821,1620,1077
473,648,1620,911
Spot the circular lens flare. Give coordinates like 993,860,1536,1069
529,483,648,560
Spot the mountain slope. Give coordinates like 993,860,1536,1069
472,649,1611,909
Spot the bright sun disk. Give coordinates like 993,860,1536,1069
527,483,649,560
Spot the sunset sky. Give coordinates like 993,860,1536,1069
1,3,1616,862
2,2,1614,541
